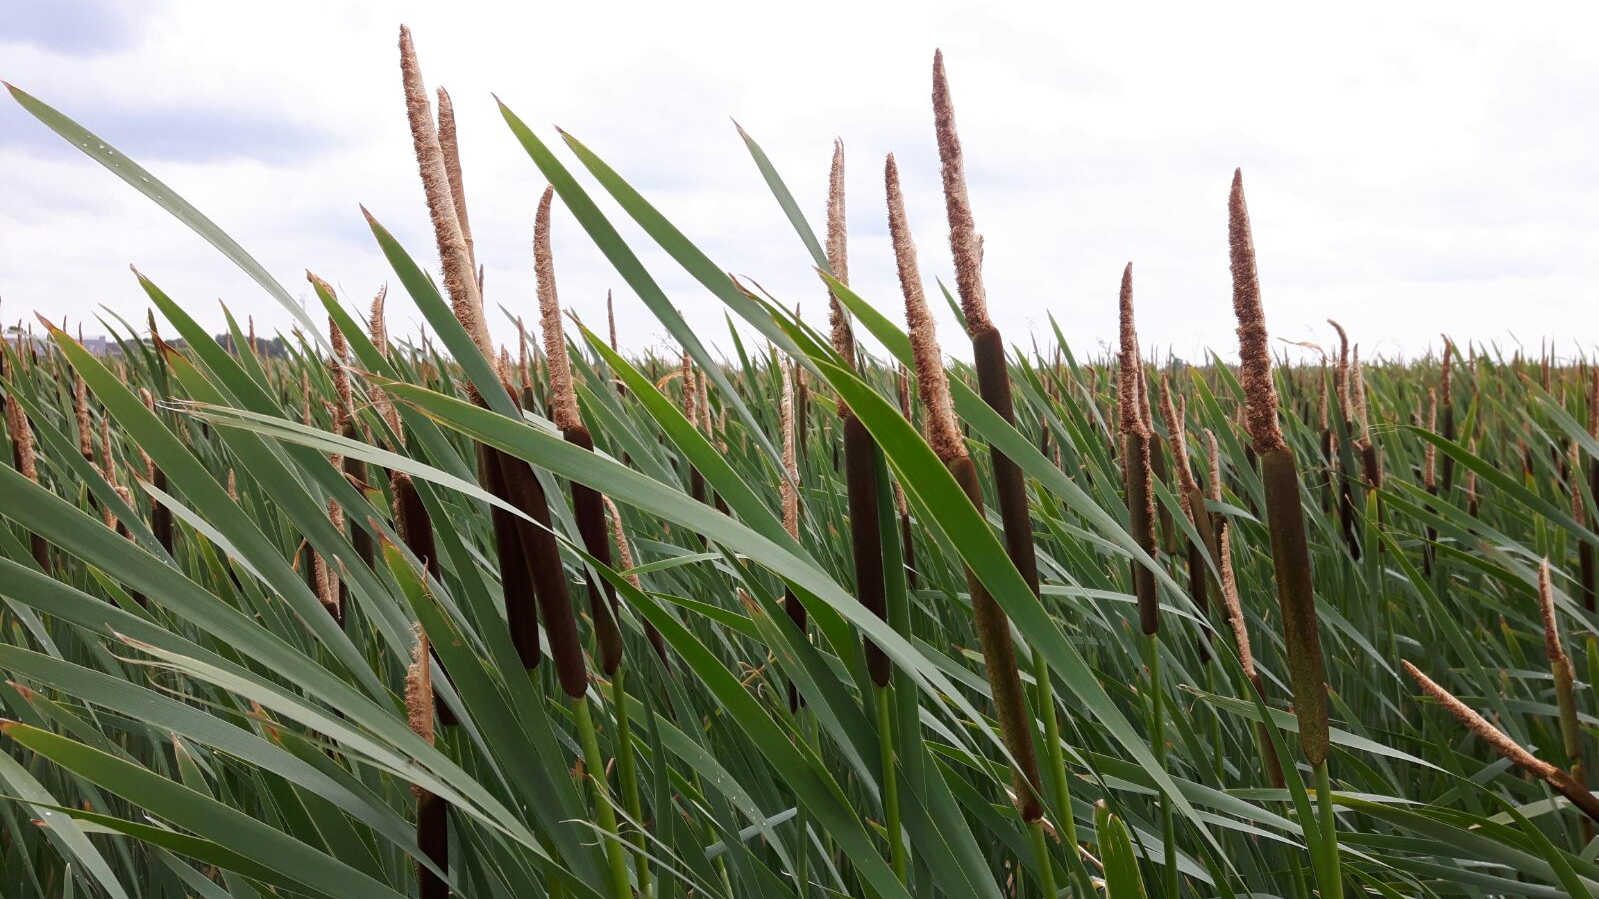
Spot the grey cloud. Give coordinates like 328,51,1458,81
3,0,144,55
0,99,342,165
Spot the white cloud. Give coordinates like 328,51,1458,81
2,0,1595,363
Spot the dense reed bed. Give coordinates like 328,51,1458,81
4,34,1599,899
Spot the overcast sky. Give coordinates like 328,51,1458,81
3,0,1595,364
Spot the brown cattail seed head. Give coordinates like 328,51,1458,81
5,384,38,483
781,363,800,540
1402,660,1560,781
406,624,435,749
825,139,855,373
535,186,582,431
1423,388,1437,490
398,26,492,360
932,50,993,335
435,86,474,267
1539,558,1570,668
1117,263,1148,438
1327,319,1350,419
1228,169,1286,453
887,152,963,464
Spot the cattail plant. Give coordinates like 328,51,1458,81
888,149,1057,894
780,361,808,711
1404,659,1599,823
534,184,637,899
1229,168,1340,893
824,141,891,690
399,26,583,696
1115,264,1178,895
1118,265,1159,637
536,185,624,676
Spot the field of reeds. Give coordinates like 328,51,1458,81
3,29,1599,899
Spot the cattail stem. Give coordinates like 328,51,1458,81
610,667,651,896
575,694,634,899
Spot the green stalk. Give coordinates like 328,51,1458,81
1026,821,1058,899
1035,649,1093,897
611,667,650,897
1147,634,1177,899
874,687,907,883
575,694,633,899
1314,760,1342,899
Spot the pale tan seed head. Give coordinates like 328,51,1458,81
1207,428,1254,677
136,388,156,478
535,185,582,430
681,353,696,425
932,50,992,335
1588,369,1598,440
73,364,91,461
603,494,642,590
435,86,474,267
397,26,492,360
5,385,37,483
781,363,800,540
1228,169,1286,452
406,623,435,747
1539,558,1570,668
1327,319,1350,419
1352,345,1370,441
1571,441,1584,521
1440,335,1453,402
1117,263,1148,439
1423,388,1437,489
826,139,855,369
1402,660,1560,780
607,290,618,351
370,284,390,354
248,315,258,354
887,152,964,464
1162,381,1198,498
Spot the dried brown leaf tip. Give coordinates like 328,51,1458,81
826,139,855,365
398,25,491,359
1228,169,1286,452
887,152,963,465
535,185,582,431
1117,263,1148,438
932,50,992,335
